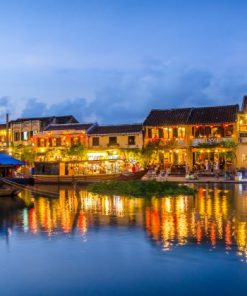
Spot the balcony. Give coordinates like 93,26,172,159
145,138,186,147
192,137,234,147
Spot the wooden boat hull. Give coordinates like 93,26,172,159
0,188,20,197
33,170,147,184
5,177,35,185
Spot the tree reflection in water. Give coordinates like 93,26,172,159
1,184,247,261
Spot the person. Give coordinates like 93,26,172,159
219,158,225,171
132,164,136,173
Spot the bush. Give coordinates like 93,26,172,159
88,180,196,197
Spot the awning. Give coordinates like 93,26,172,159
0,153,24,166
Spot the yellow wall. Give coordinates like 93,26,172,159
88,133,143,149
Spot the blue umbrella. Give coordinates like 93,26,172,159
0,153,24,166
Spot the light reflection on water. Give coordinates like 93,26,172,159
2,184,247,295
1,184,247,261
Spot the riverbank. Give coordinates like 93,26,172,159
143,175,247,184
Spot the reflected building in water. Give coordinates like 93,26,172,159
2,185,247,261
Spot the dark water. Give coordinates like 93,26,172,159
1,184,247,295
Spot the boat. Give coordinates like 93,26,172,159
5,177,35,185
0,185,20,197
33,169,147,184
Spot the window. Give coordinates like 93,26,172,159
128,136,135,145
14,132,20,141
22,131,28,141
92,137,99,146
173,128,178,138
52,138,57,147
225,125,233,137
72,137,79,145
40,138,46,147
147,128,152,138
212,126,223,137
56,138,62,147
194,126,206,138
178,127,186,138
109,137,117,145
158,128,164,138
164,128,173,139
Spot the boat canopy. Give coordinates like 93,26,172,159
0,153,24,166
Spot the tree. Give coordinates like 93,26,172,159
66,143,86,160
141,140,162,167
12,144,36,165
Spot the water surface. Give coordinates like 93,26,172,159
1,184,247,295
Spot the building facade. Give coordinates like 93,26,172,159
143,104,239,172
10,115,78,146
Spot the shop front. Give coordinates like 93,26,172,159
192,148,235,171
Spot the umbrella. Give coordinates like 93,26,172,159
0,153,24,166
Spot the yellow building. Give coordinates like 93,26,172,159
236,96,247,169
144,105,239,173
86,123,144,173
0,124,7,149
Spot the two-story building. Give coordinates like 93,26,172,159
189,105,238,171
86,123,143,174
32,122,96,160
143,108,191,168
10,115,78,146
144,104,239,171
31,122,95,175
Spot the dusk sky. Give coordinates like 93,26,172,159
1,0,247,123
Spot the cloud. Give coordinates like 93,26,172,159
21,97,92,122
20,62,247,124
0,96,14,122
21,98,47,117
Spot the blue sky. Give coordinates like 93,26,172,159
1,0,247,123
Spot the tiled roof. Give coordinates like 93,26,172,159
44,123,95,131
144,108,192,126
144,104,239,126
11,115,78,124
188,104,239,125
88,124,143,135
0,123,6,130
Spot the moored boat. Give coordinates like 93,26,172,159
33,169,147,184
0,185,20,197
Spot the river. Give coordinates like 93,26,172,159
0,184,247,295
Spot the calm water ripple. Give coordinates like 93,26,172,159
1,184,247,295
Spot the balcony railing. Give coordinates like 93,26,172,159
192,137,233,146
145,138,186,147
